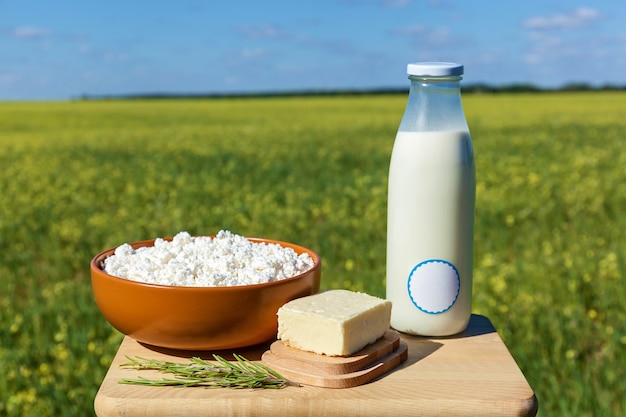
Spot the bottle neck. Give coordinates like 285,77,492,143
399,75,467,132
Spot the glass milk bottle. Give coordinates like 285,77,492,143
386,62,475,336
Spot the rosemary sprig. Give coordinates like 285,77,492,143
119,354,299,389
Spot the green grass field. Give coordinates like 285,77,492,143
0,92,624,416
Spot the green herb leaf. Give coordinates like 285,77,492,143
119,355,299,389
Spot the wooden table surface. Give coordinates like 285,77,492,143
94,314,538,417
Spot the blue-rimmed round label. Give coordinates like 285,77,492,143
407,259,460,314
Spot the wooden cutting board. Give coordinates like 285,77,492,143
261,330,408,388
94,315,539,417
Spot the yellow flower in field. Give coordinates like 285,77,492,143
10,314,23,334
598,252,619,280
40,375,54,385
7,388,37,413
38,363,51,375
505,214,515,226
567,280,577,292
565,349,576,359
53,282,66,295
19,366,31,378
489,273,507,295
100,356,113,367
562,306,572,318
480,253,495,268
518,292,533,305
54,332,66,343
527,172,540,187
53,344,69,361
564,256,573,268
542,241,554,256
344,259,355,271
587,309,598,320
476,181,486,196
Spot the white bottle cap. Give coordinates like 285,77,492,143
407,62,463,76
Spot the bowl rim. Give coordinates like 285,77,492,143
90,235,321,291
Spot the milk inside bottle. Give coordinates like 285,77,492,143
386,62,475,336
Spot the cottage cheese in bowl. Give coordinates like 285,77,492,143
90,232,322,350
102,230,315,287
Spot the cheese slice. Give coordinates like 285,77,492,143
277,290,392,356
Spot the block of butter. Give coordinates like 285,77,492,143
277,290,392,356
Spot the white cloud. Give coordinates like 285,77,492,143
522,7,601,30
392,25,427,36
11,26,51,39
522,29,620,69
240,48,267,58
521,7,607,68
427,0,454,9
345,0,450,9
381,0,412,8
392,24,461,47
236,24,295,40
527,31,564,48
102,51,130,64
523,54,542,65
0,72,21,85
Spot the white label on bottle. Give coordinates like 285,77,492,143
407,259,460,314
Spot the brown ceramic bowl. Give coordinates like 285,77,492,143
90,237,321,350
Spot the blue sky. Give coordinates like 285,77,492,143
1,0,625,100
